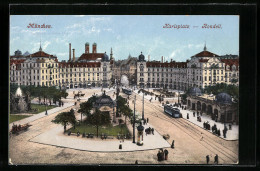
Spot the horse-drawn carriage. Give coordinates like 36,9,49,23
74,91,85,99
10,123,32,135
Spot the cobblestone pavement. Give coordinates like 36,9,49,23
9,88,238,165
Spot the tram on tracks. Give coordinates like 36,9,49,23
122,88,132,95
164,104,182,118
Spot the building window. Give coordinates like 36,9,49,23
205,76,207,81
209,76,211,81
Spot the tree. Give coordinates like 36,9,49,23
52,109,76,133
87,109,110,137
181,93,187,104
78,95,98,122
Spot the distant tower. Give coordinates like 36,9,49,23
85,42,89,54
72,49,75,62
69,43,71,61
161,56,163,63
204,42,207,51
92,43,97,53
110,48,113,60
39,40,42,51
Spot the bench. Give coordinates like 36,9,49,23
68,131,80,137
101,133,108,140
87,133,94,138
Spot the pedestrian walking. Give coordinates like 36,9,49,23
160,149,165,160
147,118,149,123
214,154,219,164
135,160,138,164
206,155,210,164
229,124,232,130
193,112,195,117
164,149,169,160
187,113,189,119
151,128,154,135
171,140,175,148
119,141,122,149
157,150,161,161
200,133,204,141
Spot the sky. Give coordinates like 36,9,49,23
10,15,239,62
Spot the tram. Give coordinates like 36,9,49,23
122,88,132,95
164,104,182,118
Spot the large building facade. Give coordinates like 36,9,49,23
10,44,239,90
10,43,113,88
137,45,239,90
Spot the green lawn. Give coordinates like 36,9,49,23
29,104,56,114
9,115,31,124
68,123,130,137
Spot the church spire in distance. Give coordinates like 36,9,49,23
39,40,42,51
203,41,207,51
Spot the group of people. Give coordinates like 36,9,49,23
203,121,211,130
211,124,221,137
143,118,149,125
157,148,169,161
145,127,154,135
206,154,219,164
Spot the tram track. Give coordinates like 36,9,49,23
124,92,238,163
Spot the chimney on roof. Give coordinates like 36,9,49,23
148,55,150,61
69,43,71,62
72,49,75,62
161,56,163,63
92,43,97,53
110,48,113,60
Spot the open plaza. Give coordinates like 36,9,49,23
9,86,238,165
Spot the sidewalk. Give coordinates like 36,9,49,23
29,121,170,152
9,102,74,131
160,104,238,140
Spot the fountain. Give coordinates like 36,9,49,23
120,75,129,87
10,87,31,113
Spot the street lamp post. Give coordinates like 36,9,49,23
116,79,119,117
133,95,136,143
142,89,144,120
45,102,48,115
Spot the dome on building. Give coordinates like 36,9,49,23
215,93,232,104
188,87,202,96
102,52,109,61
93,42,97,46
85,42,89,45
138,52,145,61
94,91,116,108
14,49,22,56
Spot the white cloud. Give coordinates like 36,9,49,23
66,23,81,29
103,28,112,32
195,43,204,48
10,36,20,43
169,49,182,58
116,35,121,40
21,29,46,34
42,41,51,50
